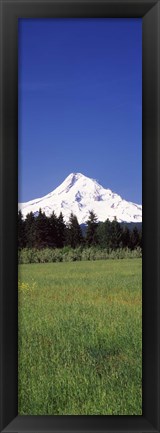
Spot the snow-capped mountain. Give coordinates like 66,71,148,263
19,173,142,224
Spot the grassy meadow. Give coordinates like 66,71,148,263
18,258,142,415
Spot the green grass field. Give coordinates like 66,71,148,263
18,258,142,415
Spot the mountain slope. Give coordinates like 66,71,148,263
19,173,142,224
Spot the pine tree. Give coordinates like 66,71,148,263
57,212,66,248
18,210,26,249
86,211,98,246
139,229,142,249
130,226,140,250
25,212,36,248
68,212,83,248
48,211,58,247
96,222,105,248
110,219,123,249
122,226,131,249
96,218,112,249
35,209,49,249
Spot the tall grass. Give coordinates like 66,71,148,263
18,246,142,264
18,258,142,415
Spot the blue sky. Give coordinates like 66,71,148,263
18,18,142,204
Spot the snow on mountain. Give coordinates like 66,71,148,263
18,173,142,224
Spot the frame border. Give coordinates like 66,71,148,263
0,1,160,432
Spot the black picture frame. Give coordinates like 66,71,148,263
0,0,160,432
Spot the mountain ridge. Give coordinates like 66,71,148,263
19,172,142,224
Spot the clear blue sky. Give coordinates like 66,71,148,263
18,18,142,204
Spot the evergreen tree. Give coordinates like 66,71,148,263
130,226,140,250
139,229,142,249
68,212,83,248
109,218,123,249
18,210,26,249
57,212,66,248
96,218,112,249
35,208,49,249
48,211,58,247
122,226,131,249
96,222,105,248
86,211,98,246
25,212,36,248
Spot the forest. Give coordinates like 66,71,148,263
18,209,142,251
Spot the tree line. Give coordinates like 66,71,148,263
18,209,142,251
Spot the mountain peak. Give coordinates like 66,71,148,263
63,172,101,189
65,172,84,183
68,172,83,178
19,173,142,224
57,172,85,194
